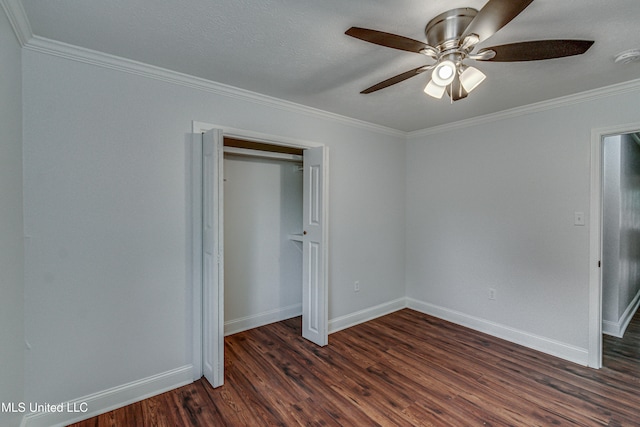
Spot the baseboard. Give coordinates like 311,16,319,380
22,365,193,427
602,320,621,337
226,298,407,338
603,289,640,338
224,303,302,336
406,298,589,366
328,298,406,333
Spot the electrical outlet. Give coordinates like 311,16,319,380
489,288,496,300
354,281,360,292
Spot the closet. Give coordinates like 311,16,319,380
195,126,327,386
222,137,304,335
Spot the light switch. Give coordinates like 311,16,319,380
574,212,585,226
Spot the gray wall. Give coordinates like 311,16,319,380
406,89,640,362
602,133,640,335
223,154,303,334
0,9,25,427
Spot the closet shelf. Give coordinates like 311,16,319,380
287,234,304,242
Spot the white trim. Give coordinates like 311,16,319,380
22,35,404,138
225,304,303,336
21,365,193,427
589,121,640,368
192,121,323,149
407,298,589,366
328,298,406,333
589,127,604,368
0,0,32,46
408,79,640,138
602,288,640,338
601,320,619,338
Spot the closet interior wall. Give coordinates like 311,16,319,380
223,141,304,336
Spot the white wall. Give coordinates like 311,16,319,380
22,47,406,408
224,154,303,333
602,133,640,334
0,9,25,427
406,88,640,362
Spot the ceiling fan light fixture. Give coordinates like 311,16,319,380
460,34,480,51
431,60,456,86
459,66,486,93
614,49,640,65
420,46,439,59
424,79,446,99
467,49,496,61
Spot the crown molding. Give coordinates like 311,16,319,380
22,35,406,139
408,78,640,139
0,0,32,46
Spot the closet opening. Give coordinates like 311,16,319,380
191,122,329,388
223,137,305,336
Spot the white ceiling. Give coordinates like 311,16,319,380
20,0,640,132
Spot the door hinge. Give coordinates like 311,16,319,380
598,260,601,268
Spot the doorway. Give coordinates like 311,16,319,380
223,139,304,336
589,123,640,368
189,122,329,387
600,131,640,370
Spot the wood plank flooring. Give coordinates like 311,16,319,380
70,309,640,426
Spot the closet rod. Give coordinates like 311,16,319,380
223,146,303,162
224,137,304,155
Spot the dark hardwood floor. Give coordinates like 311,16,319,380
603,308,640,376
70,308,640,426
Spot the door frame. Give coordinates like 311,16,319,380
588,121,640,368
189,121,329,380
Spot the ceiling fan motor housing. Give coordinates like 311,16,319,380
425,8,478,52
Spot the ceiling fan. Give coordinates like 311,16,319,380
345,0,594,101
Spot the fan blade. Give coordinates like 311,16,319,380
461,0,534,43
446,75,468,101
346,27,429,53
477,40,594,61
361,65,432,94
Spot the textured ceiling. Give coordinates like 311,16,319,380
21,0,640,132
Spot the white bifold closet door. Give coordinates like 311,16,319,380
201,129,328,389
302,146,328,346
202,128,224,388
